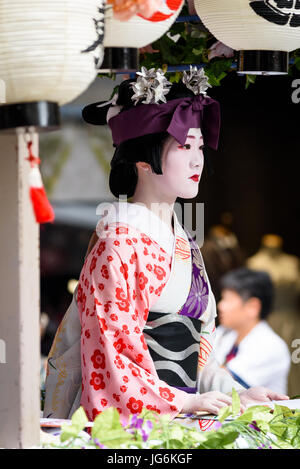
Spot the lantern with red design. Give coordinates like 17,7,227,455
100,0,184,72
104,0,183,47
0,0,105,223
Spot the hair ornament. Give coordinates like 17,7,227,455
131,66,172,105
182,66,212,96
82,66,220,152
94,91,124,122
96,90,119,108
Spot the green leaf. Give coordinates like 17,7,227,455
159,414,172,426
236,405,272,424
91,407,123,440
60,406,88,442
218,405,233,423
169,424,184,441
91,407,136,449
168,439,185,449
291,427,300,448
273,438,295,449
245,74,257,90
182,429,207,445
110,85,119,100
192,48,203,57
253,419,270,433
71,406,88,429
60,425,82,443
200,426,239,449
231,388,240,416
272,404,294,418
95,429,133,449
270,421,288,436
169,71,182,83
294,57,300,71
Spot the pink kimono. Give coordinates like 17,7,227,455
78,221,187,421
44,202,244,423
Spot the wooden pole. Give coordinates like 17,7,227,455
0,125,40,448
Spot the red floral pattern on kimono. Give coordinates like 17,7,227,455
77,223,186,422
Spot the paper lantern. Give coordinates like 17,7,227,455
104,0,184,48
194,0,300,74
0,0,105,106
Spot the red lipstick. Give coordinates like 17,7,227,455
189,174,200,182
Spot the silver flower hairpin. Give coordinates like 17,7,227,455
131,67,172,105
182,66,212,96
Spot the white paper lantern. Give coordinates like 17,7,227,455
0,0,105,106
194,0,300,52
104,0,184,48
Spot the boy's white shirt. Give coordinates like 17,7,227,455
214,321,291,394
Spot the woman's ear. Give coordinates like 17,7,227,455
136,161,151,172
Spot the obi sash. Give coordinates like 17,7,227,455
143,225,211,394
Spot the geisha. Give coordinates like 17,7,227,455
43,67,288,422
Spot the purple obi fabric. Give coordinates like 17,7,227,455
178,227,209,320
175,386,197,394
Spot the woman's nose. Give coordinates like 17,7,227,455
191,147,204,167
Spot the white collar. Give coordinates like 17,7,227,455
96,201,181,256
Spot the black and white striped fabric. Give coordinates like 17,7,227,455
143,311,201,392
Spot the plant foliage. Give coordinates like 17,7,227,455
41,389,300,450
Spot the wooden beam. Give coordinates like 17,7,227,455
0,129,40,448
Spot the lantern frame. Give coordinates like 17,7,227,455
99,47,139,73
0,102,60,133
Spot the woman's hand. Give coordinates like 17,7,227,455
181,391,234,415
239,386,289,408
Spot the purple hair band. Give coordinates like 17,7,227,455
108,94,221,150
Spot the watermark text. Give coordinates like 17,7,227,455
96,196,205,246
0,339,6,364
291,339,300,364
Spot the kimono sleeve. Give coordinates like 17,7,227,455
77,232,187,422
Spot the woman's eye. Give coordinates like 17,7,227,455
199,145,205,150
178,144,191,150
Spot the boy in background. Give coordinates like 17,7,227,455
215,268,290,394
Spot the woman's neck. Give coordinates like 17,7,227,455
130,194,175,236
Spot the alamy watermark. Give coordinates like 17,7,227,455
291,339,300,364
0,339,6,364
291,79,300,103
96,196,205,247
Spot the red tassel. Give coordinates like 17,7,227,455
26,141,55,224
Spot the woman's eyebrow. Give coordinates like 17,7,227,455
187,135,203,140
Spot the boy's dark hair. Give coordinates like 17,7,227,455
220,267,274,319
109,80,212,199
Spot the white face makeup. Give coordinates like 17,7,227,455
158,127,205,200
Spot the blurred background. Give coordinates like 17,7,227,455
39,71,300,396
